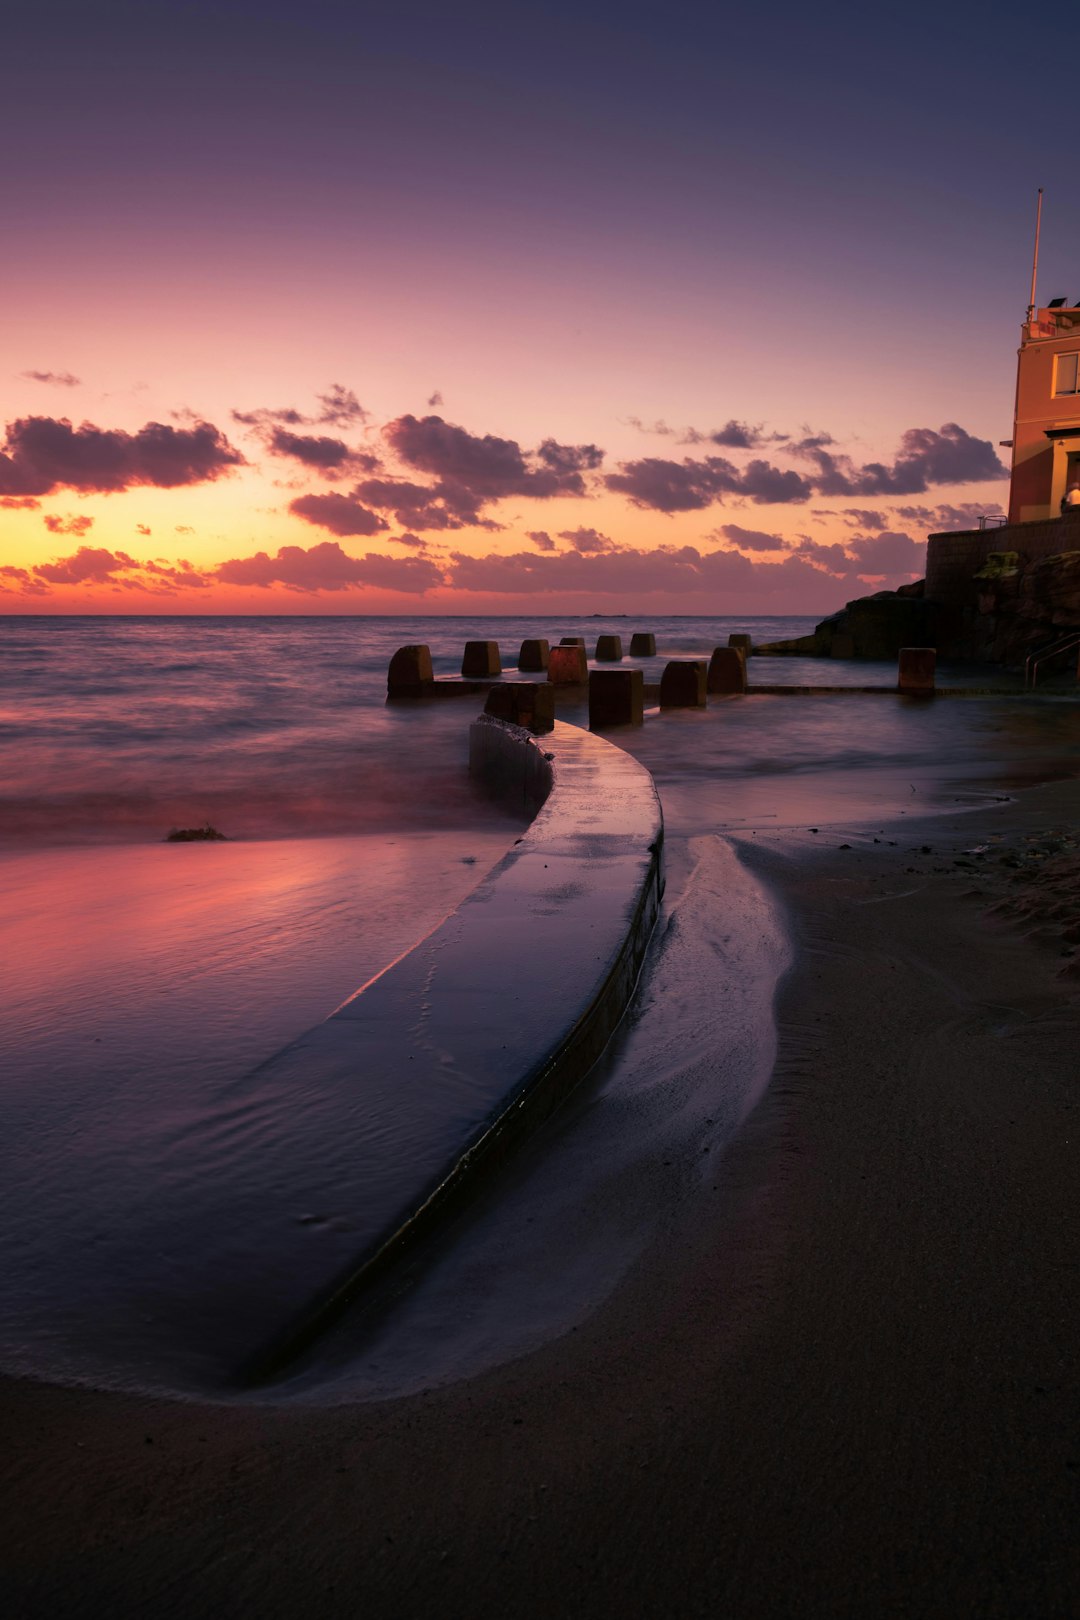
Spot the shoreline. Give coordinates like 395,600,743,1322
2,775,1078,1616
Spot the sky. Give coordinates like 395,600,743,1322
1,0,1074,616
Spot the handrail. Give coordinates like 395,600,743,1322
1025,631,1080,688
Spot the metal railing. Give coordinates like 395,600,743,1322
976,515,1008,530
1025,631,1080,688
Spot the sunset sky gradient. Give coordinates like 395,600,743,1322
3,0,1075,614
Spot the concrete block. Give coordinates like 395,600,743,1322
728,633,753,657
483,682,555,734
462,640,502,677
595,634,623,661
387,643,434,697
707,646,748,694
898,646,936,694
659,660,707,707
548,644,589,685
518,638,550,671
560,637,586,647
589,669,644,729
630,633,656,656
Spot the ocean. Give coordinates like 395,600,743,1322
2,615,1078,1399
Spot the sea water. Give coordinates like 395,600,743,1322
2,615,1077,1397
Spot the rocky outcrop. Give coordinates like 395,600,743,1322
756,589,943,659
756,550,1080,671
979,550,1080,666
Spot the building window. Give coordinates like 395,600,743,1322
1055,352,1079,396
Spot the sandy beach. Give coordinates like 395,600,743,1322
2,765,1077,1619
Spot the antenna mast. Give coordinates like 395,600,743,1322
1026,187,1044,324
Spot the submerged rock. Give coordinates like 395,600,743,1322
165,824,228,842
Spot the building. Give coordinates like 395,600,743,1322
925,243,1080,612
1007,300,1080,522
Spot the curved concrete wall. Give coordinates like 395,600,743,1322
241,718,663,1382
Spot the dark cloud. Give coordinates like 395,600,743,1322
391,532,427,549
715,523,787,551
140,558,210,590
791,530,925,579
268,424,361,469
605,454,811,512
233,384,368,434
527,529,556,551
0,416,244,497
348,475,488,531
893,500,1006,531
215,541,442,595
232,404,308,429
838,507,889,530
685,420,789,449
21,370,81,388
385,414,603,504
558,526,616,554
43,513,94,536
847,530,926,575
288,492,389,537
0,564,49,596
427,391,443,408
315,385,368,427
34,545,141,584
445,544,838,598
627,417,788,448
793,424,1006,497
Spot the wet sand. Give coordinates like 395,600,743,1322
2,779,1078,1618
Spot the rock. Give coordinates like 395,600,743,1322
756,589,942,660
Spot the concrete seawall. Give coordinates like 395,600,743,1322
240,717,663,1382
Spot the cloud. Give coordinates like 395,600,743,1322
315,385,368,427
557,526,617,553
287,492,389,537
686,420,788,449
445,544,844,598
791,529,926,579
21,370,81,388
215,541,442,594
714,522,787,551
0,564,49,596
233,384,369,434
893,500,1006,531
527,529,556,551
847,530,926,575
391,532,427,549
0,416,244,497
0,496,40,509
792,423,1006,496
605,454,811,512
427,391,443,408
34,545,140,584
174,524,194,534
42,513,94,536
385,414,603,504
330,474,501,532
135,523,151,535
838,507,889,530
265,424,362,469
140,558,210,590
625,417,677,437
